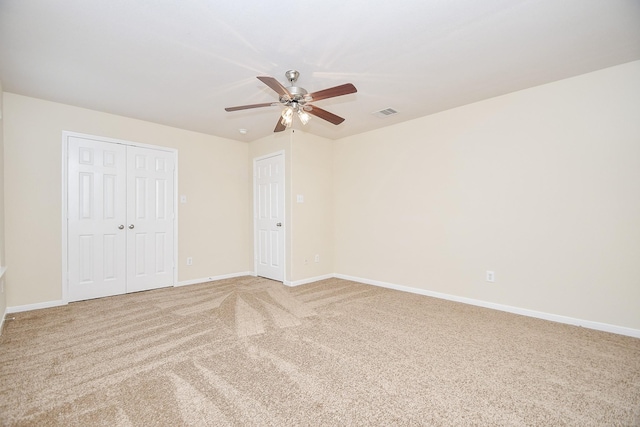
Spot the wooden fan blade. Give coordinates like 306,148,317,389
307,83,357,102
225,102,277,112
257,76,291,98
274,117,287,132
307,105,345,125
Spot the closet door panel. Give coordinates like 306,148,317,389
126,146,175,293
67,137,127,301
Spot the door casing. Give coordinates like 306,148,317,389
62,131,178,303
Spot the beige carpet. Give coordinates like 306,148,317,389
1,276,639,426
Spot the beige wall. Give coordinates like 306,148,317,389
248,129,334,283
334,61,640,330
290,131,334,281
3,93,251,307
3,61,638,332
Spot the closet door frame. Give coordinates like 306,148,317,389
61,131,178,303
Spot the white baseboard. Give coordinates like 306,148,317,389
7,299,67,314
4,271,638,339
334,273,640,339
284,274,334,287
176,271,254,287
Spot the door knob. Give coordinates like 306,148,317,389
129,224,135,229
118,225,124,230
276,222,282,227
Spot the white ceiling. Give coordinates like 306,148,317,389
1,1,639,142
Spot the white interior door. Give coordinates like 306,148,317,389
126,146,175,293
67,135,175,302
68,136,127,301
255,154,285,281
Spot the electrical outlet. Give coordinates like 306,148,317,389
486,270,495,283
187,257,193,266
314,254,320,263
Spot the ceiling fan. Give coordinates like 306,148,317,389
225,70,357,132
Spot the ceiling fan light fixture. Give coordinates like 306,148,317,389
281,106,294,127
297,109,311,125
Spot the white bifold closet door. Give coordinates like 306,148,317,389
67,136,175,302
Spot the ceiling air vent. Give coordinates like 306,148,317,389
372,107,398,118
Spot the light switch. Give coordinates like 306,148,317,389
296,194,304,203
180,195,187,204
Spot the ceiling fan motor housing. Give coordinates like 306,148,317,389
281,86,309,106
